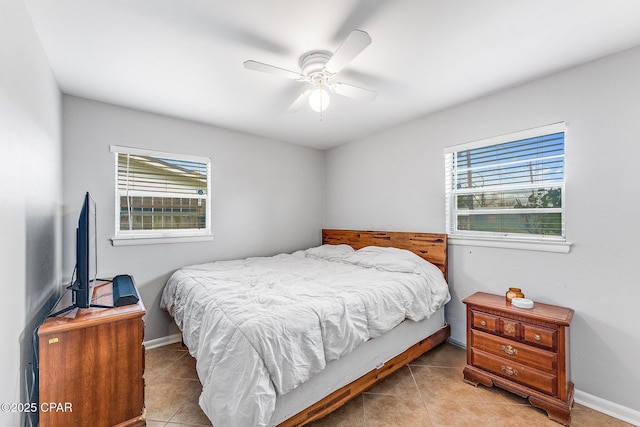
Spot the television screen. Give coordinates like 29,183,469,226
73,192,97,308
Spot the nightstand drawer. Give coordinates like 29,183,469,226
471,348,557,395
471,310,499,333
470,329,557,372
499,318,519,339
523,324,556,350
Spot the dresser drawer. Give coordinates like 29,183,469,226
470,348,557,395
471,310,499,333
499,318,519,339
523,323,556,350
470,329,557,372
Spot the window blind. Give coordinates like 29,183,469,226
111,146,211,237
445,124,565,240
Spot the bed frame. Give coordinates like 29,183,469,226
276,229,451,427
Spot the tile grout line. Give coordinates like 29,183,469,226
408,363,439,427
145,350,203,425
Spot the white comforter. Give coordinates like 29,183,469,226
161,244,450,427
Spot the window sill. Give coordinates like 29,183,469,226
448,235,571,253
111,234,213,246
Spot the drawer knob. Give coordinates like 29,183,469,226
480,320,487,326
533,333,542,341
501,345,518,356
501,365,518,376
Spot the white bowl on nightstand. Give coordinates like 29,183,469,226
511,297,534,309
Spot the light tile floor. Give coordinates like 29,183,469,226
144,342,633,427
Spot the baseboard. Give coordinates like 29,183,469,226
574,389,640,426
143,333,182,350
447,336,465,348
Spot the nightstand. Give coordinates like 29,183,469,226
462,292,574,426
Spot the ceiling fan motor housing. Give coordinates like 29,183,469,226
300,50,332,83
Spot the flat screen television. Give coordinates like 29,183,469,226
50,192,109,316
72,192,97,308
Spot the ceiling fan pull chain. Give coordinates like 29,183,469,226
319,81,324,121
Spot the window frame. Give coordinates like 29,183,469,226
110,145,213,246
444,123,571,253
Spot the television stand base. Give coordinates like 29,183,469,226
48,302,113,318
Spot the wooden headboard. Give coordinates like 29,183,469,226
322,229,448,282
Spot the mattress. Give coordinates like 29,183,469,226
161,244,450,427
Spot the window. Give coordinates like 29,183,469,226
444,123,567,250
110,145,212,245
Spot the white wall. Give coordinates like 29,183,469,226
325,45,640,414
62,96,325,340
0,0,62,426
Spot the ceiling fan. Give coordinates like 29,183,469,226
243,30,377,113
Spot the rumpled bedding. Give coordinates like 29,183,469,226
161,244,450,427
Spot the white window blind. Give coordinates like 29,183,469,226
110,145,211,242
444,123,565,241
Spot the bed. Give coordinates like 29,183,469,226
161,229,451,426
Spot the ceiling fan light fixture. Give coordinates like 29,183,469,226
308,87,330,112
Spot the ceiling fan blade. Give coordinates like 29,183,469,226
287,89,312,112
332,82,377,102
243,60,304,80
324,29,372,74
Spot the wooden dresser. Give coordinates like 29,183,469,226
38,280,146,427
462,292,574,426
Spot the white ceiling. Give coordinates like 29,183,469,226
23,0,640,149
